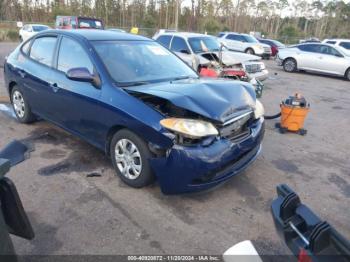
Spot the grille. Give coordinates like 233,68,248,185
245,64,262,73
264,46,272,53
219,112,253,142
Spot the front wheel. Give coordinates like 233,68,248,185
11,86,36,123
245,48,254,55
283,58,297,72
110,129,155,188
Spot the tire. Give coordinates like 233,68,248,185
10,86,36,123
110,129,155,188
245,48,255,55
283,58,297,72
345,68,350,81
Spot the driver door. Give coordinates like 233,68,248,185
49,36,102,143
315,45,346,75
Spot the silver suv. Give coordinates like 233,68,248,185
218,32,271,59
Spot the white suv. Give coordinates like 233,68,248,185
218,32,271,58
322,39,350,56
19,24,50,42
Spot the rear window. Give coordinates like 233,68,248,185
217,33,225,38
78,18,103,29
32,25,49,32
30,36,57,66
326,41,336,45
339,42,350,50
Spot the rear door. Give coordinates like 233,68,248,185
22,35,58,119
50,36,102,144
223,34,245,52
295,44,320,69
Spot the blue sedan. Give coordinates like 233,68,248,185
4,30,265,194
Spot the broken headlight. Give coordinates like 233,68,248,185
160,118,218,139
254,99,264,119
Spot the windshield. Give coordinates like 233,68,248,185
93,41,197,85
242,35,259,43
188,37,221,53
32,26,49,32
78,18,103,29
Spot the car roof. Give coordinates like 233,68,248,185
159,32,213,38
36,29,150,41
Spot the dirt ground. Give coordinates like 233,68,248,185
0,42,349,256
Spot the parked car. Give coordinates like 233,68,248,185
277,43,350,80
218,32,272,58
155,32,269,81
4,30,265,194
55,16,104,30
152,28,177,39
19,24,50,42
299,37,320,43
322,38,350,55
258,38,285,57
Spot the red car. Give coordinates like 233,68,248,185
258,38,285,57
55,16,104,30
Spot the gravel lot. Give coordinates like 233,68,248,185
0,42,349,256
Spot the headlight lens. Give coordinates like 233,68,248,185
160,118,218,139
253,44,264,50
254,99,264,119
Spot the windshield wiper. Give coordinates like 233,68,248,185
118,81,150,87
170,75,198,82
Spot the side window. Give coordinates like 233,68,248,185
30,36,57,66
298,44,318,53
157,35,172,48
339,42,350,50
319,45,342,56
57,37,94,74
63,18,69,26
170,36,190,53
326,41,336,45
217,33,225,38
226,34,243,41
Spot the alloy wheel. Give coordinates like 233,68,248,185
114,139,142,180
284,60,296,72
12,90,25,118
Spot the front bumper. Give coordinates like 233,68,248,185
150,118,265,194
248,69,269,81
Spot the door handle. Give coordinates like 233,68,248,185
49,82,60,92
18,70,26,78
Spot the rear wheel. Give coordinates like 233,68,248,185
245,48,255,55
345,68,350,81
283,58,297,72
110,129,155,188
11,86,36,123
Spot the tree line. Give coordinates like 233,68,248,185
1,0,349,41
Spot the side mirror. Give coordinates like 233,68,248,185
66,67,101,88
179,49,190,54
66,67,94,82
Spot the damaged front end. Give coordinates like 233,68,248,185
125,80,265,194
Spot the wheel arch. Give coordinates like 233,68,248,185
105,125,127,156
8,81,17,96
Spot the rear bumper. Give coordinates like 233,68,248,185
150,118,265,194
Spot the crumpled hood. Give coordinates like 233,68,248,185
199,51,261,65
126,78,256,123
